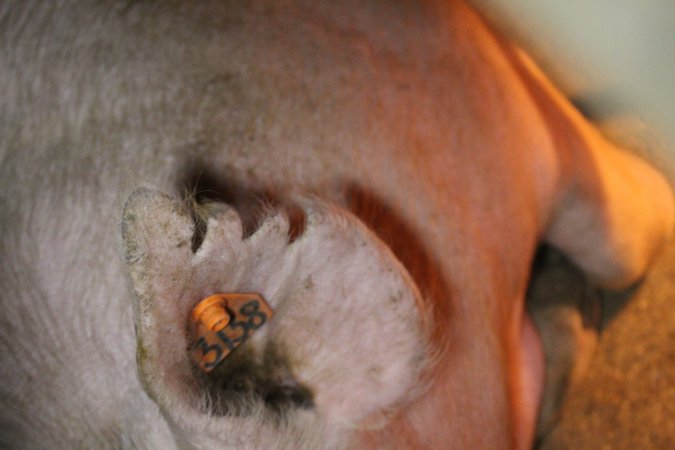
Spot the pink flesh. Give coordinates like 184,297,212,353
515,311,545,449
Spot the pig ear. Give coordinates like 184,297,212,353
121,187,429,447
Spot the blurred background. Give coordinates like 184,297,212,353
471,0,675,182
468,2,675,448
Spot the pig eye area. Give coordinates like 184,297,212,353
193,343,315,417
187,293,313,416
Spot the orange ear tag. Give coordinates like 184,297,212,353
190,293,273,372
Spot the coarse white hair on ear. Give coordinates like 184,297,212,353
122,187,431,449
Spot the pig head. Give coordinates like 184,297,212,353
0,0,672,449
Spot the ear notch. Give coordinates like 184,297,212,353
121,187,429,447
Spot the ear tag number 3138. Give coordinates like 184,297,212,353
190,293,273,372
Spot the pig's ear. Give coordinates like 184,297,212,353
121,187,429,447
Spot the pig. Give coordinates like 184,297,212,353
0,0,672,449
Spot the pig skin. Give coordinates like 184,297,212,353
0,1,672,448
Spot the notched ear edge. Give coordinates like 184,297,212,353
121,187,432,446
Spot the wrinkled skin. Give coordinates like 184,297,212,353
0,1,672,449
